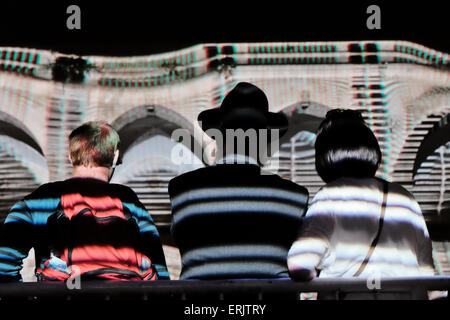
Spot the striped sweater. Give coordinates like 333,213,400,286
169,159,309,280
288,177,435,279
0,177,169,281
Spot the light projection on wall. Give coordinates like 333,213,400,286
111,135,203,214
0,135,48,218
0,41,448,278
110,135,204,280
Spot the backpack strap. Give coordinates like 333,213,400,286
66,207,94,267
353,180,388,277
35,200,63,280
122,205,133,221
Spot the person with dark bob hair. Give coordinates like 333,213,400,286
314,109,382,183
287,109,435,299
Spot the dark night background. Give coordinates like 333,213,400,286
0,1,448,56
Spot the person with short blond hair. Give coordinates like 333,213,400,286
68,121,120,168
0,121,169,282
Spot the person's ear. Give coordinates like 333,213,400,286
112,149,119,168
68,151,73,166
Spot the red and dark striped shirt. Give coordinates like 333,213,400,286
0,177,169,281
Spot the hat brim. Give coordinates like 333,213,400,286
198,108,288,138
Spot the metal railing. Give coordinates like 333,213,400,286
0,277,448,301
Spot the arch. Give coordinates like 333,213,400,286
262,102,328,201
0,111,44,155
413,139,450,214
392,113,444,185
413,114,450,177
413,141,450,242
112,104,194,134
279,101,326,144
394,88,450,183
111,104,202,160
110,133,204,220
404,88,450,151
0,111,49,220
111,135,204,184
0,135,49,221
406,88,449,125
0,135,49,185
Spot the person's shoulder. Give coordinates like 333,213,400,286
109,182,134,192
172,166,210,181
170,166,309,197
385,180,417,201
261,172,309,195
108,182,139,199
308,178,353,202
23,181,63,200
168,166,213,194
323,177,383,191
322,177,418,202
385,180,409,193
381,180,424,215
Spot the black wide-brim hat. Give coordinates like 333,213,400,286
197,82,288,137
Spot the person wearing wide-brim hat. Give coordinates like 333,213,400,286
168,82,309,283
198,81,289,165
198,81,289,135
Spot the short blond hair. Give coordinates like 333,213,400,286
69,121,120,167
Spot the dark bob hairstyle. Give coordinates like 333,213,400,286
315,109,382,183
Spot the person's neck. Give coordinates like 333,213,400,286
216,152,259,166
72,165,111,182
218,144,265,166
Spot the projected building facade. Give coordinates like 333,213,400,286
0,41,449,279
